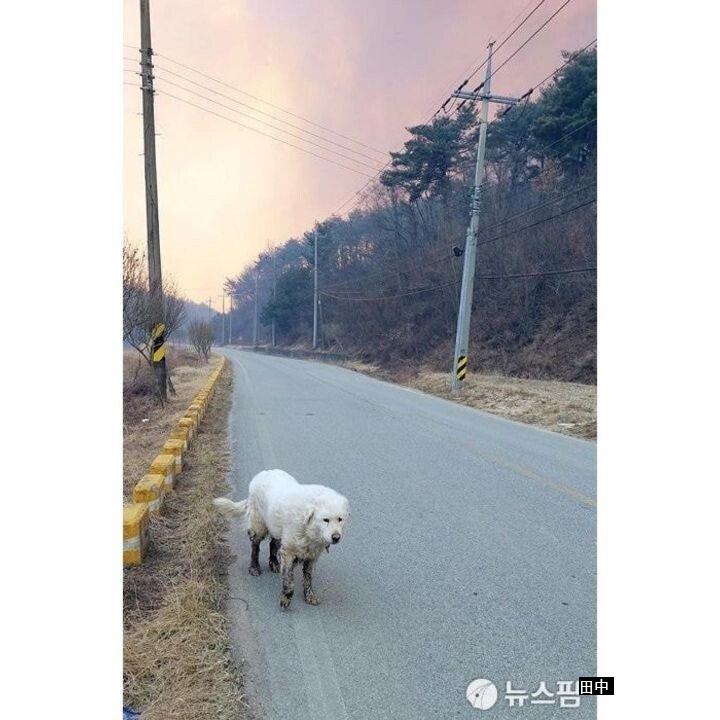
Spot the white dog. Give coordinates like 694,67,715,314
214,469,349,609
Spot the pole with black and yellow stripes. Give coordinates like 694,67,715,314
140,0,167,402
150,321,167,403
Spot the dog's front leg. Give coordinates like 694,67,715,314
302,559,319,605
279,552,296,609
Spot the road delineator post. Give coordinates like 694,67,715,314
169,425,190,452
133,474,166,514
188,401,204,421
150,453,176,489
185,408,201,428
124,503,149,565
178,416,195,442
162,439,184,473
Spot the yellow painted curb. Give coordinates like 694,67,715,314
188,402,204,421
133,474,165,514
123,503,149,566
125,355,225,566
150,453,175,489
162,439,184,473
178,416,195,441
169,425,190,452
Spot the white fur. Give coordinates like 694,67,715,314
213,469,349,561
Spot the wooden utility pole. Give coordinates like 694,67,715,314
139,0,166,401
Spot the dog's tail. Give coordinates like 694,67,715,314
213,497,249,517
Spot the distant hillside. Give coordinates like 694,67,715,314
224,47,597,384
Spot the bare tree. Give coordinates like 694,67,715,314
123,242,187,396
188,320,214,361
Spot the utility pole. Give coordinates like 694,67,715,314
139,0,167,401
229,293,234,345
312,226,319,349
271,252,277,348
221,293,226,346
451,42,520,392
253,271,259,348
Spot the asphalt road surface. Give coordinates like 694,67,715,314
220,348,596,720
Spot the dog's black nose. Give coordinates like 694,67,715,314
331,533,341,544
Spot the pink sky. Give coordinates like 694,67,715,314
123,0,595,307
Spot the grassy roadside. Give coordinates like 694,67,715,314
123,364,246,719
123,346,218,500
343,361,596,440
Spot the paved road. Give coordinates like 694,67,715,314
221,349,596,719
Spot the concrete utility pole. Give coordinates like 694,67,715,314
139,0,167,400
312,227,319,349
229,293,234,345
253,271,259,348
221,293,226,346
451,42,520,392
271,252,277,348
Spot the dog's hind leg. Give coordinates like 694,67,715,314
279,549,296,609
302,559,319,605
247,527,267,576
269,537,281,573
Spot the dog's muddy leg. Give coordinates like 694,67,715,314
279,551,296,609
248,529,264,576
269,537,281,573
302,559,319,605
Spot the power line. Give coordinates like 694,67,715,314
322,190,595,293
477,196,596,248
149,74,384,171
141,62,387,165
486,0,574,85
156,90,376,178
498,38,596,118
435,0,548,117
147,50,389,156
322,266,595,302
331,0,577,221
530,38,596,93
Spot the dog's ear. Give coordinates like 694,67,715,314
304,508,315,526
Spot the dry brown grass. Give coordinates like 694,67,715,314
123,366,246,720
123,346,219,500
344,361,596,439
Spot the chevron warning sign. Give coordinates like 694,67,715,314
150,323,166,363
